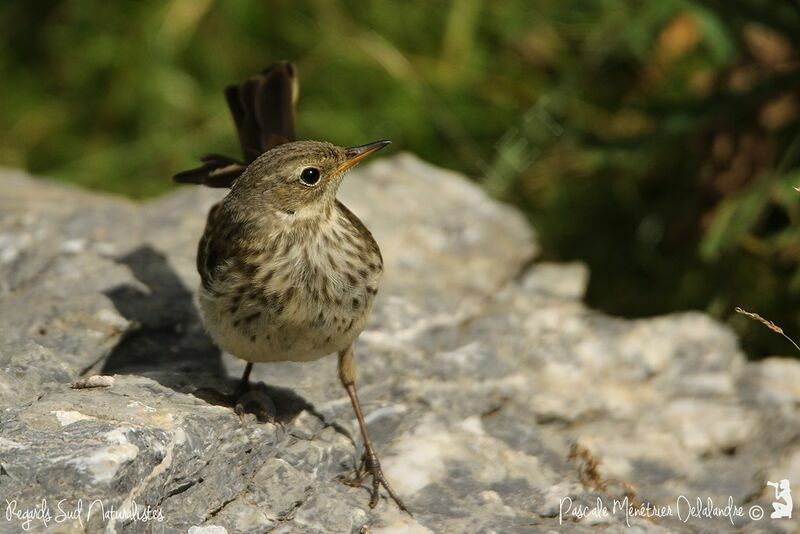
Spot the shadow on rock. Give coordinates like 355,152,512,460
100,245,316,424
101,246,223,386
193,381,344,430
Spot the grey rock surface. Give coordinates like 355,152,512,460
0,154,798,533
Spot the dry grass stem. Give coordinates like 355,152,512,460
735,307,800,353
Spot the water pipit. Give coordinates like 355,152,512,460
174,63,408,512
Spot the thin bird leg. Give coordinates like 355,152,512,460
237,362,254,394
338,347,410,514
234,362,276,423
194,361,254,404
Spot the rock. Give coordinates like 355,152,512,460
0,154,798,533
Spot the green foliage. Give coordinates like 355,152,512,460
0,0,797,356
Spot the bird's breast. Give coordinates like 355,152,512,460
199,214,383,362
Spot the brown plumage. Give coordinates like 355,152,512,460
173,62,298,188
195,140,386,366
173,63,407,513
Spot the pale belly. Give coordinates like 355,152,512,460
198,281,374,363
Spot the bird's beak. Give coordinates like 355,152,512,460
334,140,391,175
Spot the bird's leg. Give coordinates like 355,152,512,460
193,362,276,421
233,362,276,423
236,362,254,395
338,346,410,514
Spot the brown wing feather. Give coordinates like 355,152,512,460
198,202,260,290
173,62,298,188
173,155,247,189
197,202,224,290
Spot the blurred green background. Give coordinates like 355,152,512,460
1,0,798,357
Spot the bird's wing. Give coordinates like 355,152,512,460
197,202,223,290
197,202,246,291
173,62,298,188
198,202,270,293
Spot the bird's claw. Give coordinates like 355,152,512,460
234,388,277,423
342,451,411,515
192,385,276,423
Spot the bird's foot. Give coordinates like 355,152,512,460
342,450,410,514
233,386,277,424
192,385,276,424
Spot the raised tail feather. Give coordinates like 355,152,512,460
173,62,298,188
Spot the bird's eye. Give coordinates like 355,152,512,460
300,167,320,186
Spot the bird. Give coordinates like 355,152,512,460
173,62,408,512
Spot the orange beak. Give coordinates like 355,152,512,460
334,140,391,175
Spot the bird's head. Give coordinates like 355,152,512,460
229,139,390,217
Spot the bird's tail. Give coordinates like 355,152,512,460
173,62,298,188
